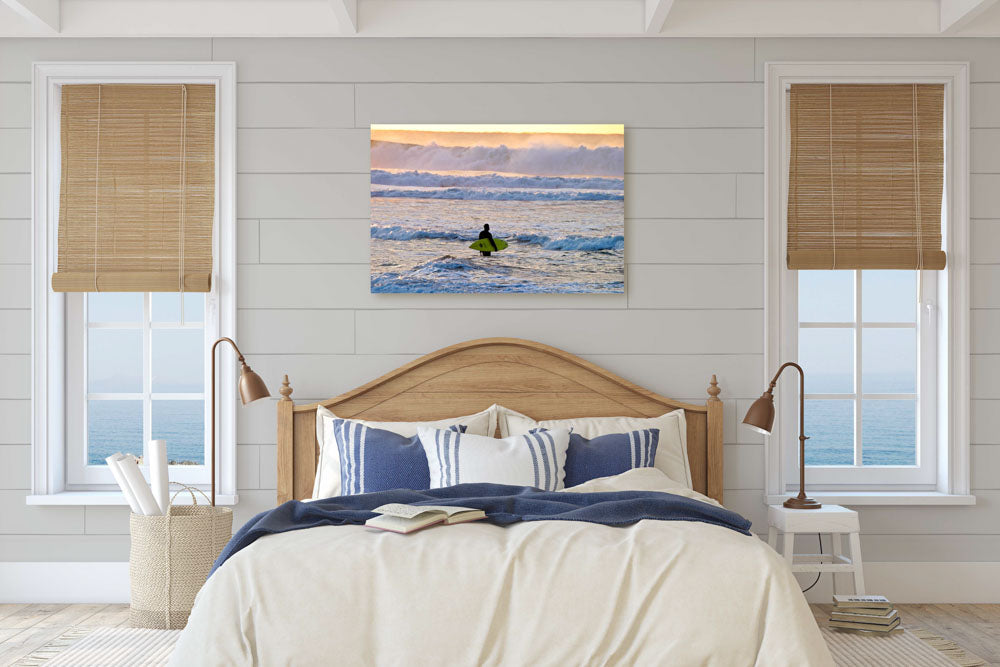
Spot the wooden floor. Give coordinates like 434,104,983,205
0,603,997,665
812,603,1000,666
0,603,129,666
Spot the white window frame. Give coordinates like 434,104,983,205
763,62,973,506
791,269,936,486
28,62,238,506
65,292,210,487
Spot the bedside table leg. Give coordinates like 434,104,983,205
768,526,777,549
831,533,842,596
848,532,866,595
782,531,795,564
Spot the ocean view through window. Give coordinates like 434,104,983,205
798,270,920,467
86,292,207,466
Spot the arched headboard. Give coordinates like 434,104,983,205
276,338,724,504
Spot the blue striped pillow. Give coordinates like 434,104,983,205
333,419,465,496
562,428,660,487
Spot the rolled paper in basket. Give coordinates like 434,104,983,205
106,454,142,514
116,454,161,516
149,440,169,516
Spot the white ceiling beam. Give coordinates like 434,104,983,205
5,0,1000,38
940,0,1000,32
645,0,675,34
1,0,59,32
330,0,357,33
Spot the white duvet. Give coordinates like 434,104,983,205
171,469,833,666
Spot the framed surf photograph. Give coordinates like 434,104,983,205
369,124,625,293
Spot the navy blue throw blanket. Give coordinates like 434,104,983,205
211,483,751,576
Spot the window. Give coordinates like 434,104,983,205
30,62,237,504
65,292,210,487
793,269,936,486
764,62,971,503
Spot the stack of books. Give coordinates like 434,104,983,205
829,595,901,634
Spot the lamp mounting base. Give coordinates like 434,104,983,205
783,496,822,510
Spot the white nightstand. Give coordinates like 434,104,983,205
767,504,865,595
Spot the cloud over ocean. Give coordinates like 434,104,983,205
371,140,624,177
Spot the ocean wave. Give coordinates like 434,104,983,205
371,226,624,252
371,274,622,294
370,225,477,242
410,255,512,276
510,233,624,251
371,141,623,178
371,187,623,202
371,169,623,191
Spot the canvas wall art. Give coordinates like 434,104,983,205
370,124,625,293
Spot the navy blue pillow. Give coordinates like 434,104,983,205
562,428,660,487
333,419,465,495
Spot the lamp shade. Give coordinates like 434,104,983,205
238,362,271,405
742,392,775,435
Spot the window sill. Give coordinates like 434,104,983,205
765,492,976,506
25,492,240,506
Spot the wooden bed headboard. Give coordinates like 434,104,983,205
276,338,724,504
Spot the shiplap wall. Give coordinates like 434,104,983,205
0,37,998,567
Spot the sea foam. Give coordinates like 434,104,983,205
370,186,623,202
371,169,623,191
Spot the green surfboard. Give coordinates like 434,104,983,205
469,238,508,252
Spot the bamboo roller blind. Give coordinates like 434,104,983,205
52,84,216,292
787,83,946,270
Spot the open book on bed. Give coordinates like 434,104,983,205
365,503,487,534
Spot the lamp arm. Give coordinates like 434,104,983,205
768,361,812,503
768,360,807,442
212,336,245,364
209,337,243,507
767,361,803,390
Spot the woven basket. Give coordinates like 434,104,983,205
129,485,233,629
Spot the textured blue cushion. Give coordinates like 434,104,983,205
333,419,465,495
563,428,660,487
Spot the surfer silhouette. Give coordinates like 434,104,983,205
478,224,498,257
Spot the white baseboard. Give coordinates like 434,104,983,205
801,561,1000,603
0,562,130,603
3,561,999,604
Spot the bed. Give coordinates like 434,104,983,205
171,338,833,666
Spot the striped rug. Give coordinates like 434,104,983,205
822,626,986,667
13,627,181,667
13,624,987,666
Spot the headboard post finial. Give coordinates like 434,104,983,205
706,373,723,504
276,374,295,503
707,374,721,402
279,374,293,402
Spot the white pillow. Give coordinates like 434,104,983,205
498,406,692,489
312,405,498,499
418,427,571,491
563,468,722,508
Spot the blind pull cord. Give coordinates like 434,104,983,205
912,84,924,272
828,84,837,270
178,85,188,296
93,85,102,292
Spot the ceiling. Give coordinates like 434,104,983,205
3,0,1000,38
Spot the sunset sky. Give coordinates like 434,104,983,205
371,123,624,150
